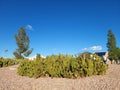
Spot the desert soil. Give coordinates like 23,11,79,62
0,64,120,90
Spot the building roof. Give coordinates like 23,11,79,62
95,52,106,57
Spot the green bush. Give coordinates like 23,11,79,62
0,58,21,68
0,60,3,67
17,54,108,78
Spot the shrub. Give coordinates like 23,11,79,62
0,58,22,68
17,54,108,78
0,60,3,67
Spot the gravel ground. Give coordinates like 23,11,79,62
0,64,120,90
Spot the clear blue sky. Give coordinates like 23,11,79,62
0,0,120,57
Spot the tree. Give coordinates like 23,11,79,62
107,30,117,63
4,49,8,57
79,52,92,59
13,27,33,59
114,47,120,63
36,53,42,60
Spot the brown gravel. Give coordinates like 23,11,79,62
0,64,120,90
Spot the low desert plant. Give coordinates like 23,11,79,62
17,54,108,78
0,58,22,68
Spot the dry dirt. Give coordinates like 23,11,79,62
0,64,120,90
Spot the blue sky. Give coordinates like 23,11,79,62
0,0,120,57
